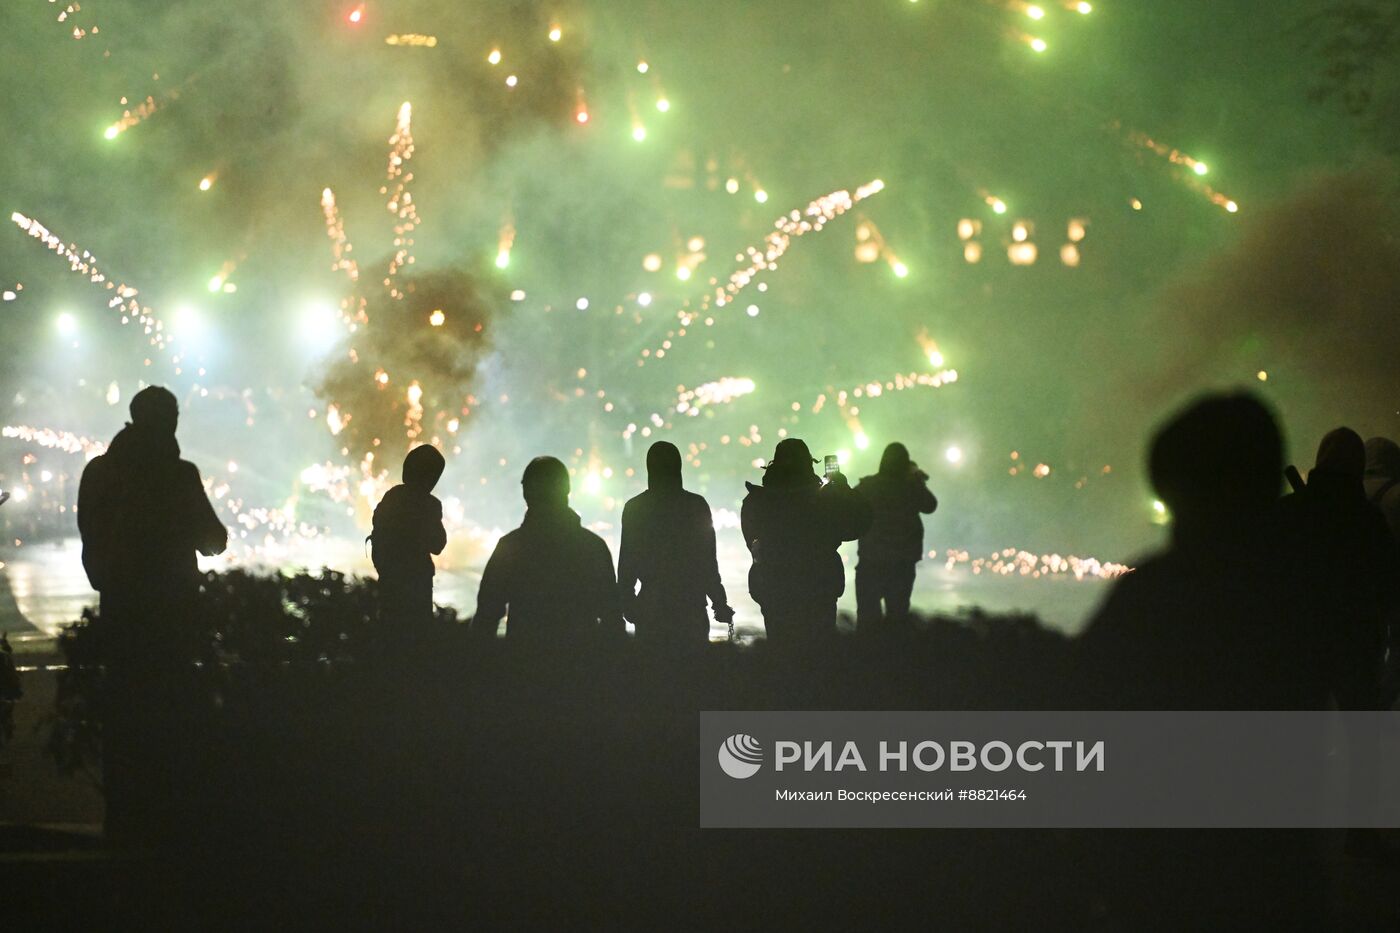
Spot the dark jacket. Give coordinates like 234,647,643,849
855,470,937,565
618,485,729,625
76,423,227,596
740,471,871,606
371,485,446,581
1276,470,1400,697
472,506,622,639
1079,518,1328,710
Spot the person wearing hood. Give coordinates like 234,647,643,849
854,442,938,631
618,441,734,645
370,444,448,626
75,385,227,844
77,385,228,638
1364,436,1400,541
471,456,623,641
740,438,872,644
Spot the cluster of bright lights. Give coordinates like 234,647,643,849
54,1,98,39
675,377,757,415
381,102,419,297
938,547,1131,580
206,256,241,294
10,212,172,355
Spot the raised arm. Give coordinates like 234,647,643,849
913,472,938,515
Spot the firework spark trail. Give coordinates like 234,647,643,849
938,547,1132,580
2,425,108,459
320,188,367,328
10,212,172,354
382,102,419,298
384,34,439,47
104,90,179,139
1123,127,1239,212
675,377,757,415
810,369,960,414
639,179,886,363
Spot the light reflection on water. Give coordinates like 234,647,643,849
1,536,1106,640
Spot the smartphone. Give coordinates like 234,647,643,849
824,455,839,479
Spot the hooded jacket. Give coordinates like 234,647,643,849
472,506,622,639
371,446,447,580
617,448,728,623
855,447,937,565
77,422,227,595
740,466,871,605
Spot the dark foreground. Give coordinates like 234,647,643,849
4,615,1398,930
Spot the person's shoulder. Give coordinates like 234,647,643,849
493,526,525,553
176,458,205,482
81,452,110,477
376,483,410,507
579,525,613,555
622,490,648,513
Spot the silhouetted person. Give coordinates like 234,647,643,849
1365,436,1400,541
76,386,227,844
1078,393,1327,923
854,443,937,631
618,441,733,646
741,439,871,644
1277,429,1399,858
371,445,448,626
1278,428,1399,711
471,457,623,641
78,386,228,653
1080,393,1324,709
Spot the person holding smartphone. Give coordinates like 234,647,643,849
740,438,871,645
853,442,938,632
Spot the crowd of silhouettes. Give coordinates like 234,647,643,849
73,385,1400,853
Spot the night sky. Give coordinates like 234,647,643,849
2,0,1397,582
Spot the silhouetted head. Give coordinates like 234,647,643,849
878,442,911,475
646,441,683,491
765,437,819,485
129,386,179,436
521,456,570,510
1366,437,1400,481
1148,393,1282,533
402,445,446,492
1313,427,1365,479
